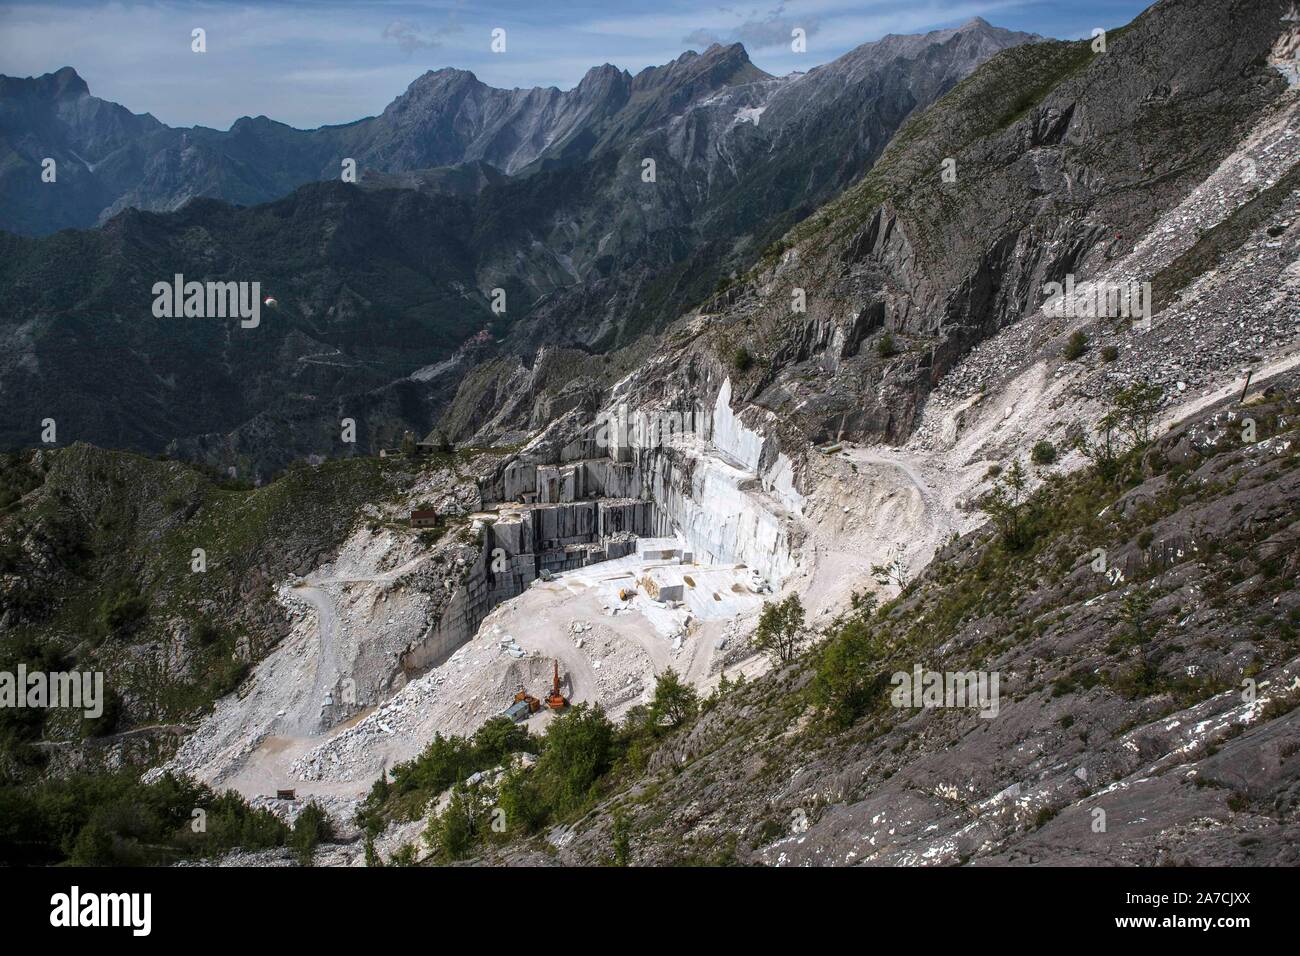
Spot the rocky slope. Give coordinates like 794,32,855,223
494,376,1300,866
0,444,490,783
594,0,1294,455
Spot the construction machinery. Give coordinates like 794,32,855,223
502,687,540,722
501,662,567,719
545,660,568,710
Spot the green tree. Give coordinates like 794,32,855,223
494,764,548,837
1112,380,1162,448
1107,588,1154,648
470,715,532,762
425,785,485,860
649,668,698,729
871,543,911,588
81,687,122,737
849,590,879,615
1077,380,1162,481
611,809,632,866
388,842,419,866
99,589,148,638
811,619,891,729
533,704,617,819
979,459,1035,550
752,594,806,665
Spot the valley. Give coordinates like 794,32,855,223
0,0,1297,873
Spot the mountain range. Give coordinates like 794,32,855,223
2,0,1299,871
0,21,1032,237
0,19,1035,473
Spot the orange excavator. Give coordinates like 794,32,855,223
545,660,568,710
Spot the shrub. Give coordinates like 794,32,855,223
290,801,334,865
82,688,122,738
99,590,148,638
193,620,223,647
1033,806,1059,829
388,843,418,866
494,765,548,837
205,656,250,699
1100,345,1119,362
533,704,617,819
1031,440,1057,466
731,346,754,373
611,809,632,866
424,785,487,861
1064,330,1088,360
876,332,898,358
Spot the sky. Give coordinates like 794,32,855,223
0,0,1154,130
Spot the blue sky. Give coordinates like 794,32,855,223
0,0,1153,130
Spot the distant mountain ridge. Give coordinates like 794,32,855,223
0,41,773,235
0,19,1037,474
0,20,1034,236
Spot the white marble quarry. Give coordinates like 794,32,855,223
489,378,806,588
636,537,682,561
647,436,797,585
708,378,806,515
710,378,765,472
411,375,806,675
555,544,764,638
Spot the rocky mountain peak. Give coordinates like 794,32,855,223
393,67,484,103
0,64,89,100
575,62,633,97
633,40,769,93
48,65,90,96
